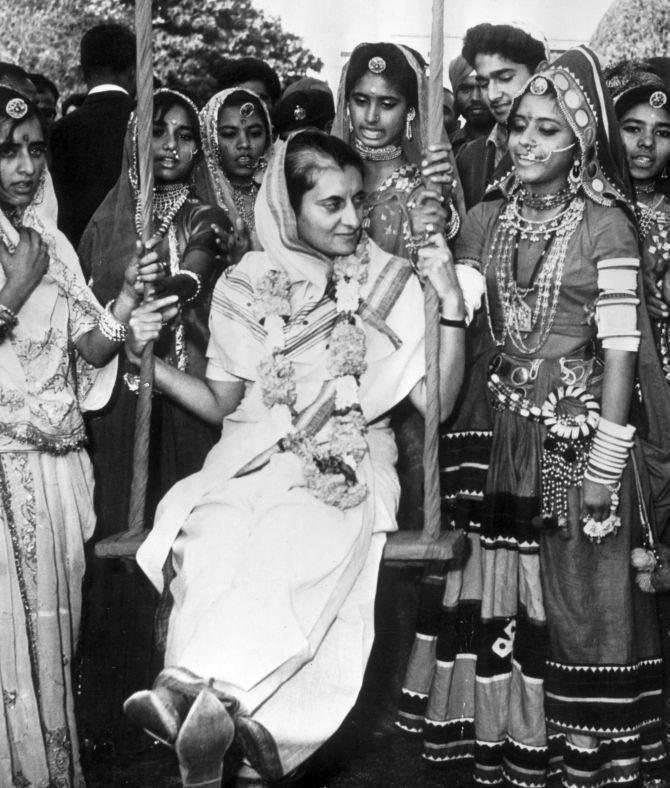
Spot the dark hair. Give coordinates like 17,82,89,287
62,92,86,114
0,62,30,83
0,87,45,144
80,24,136,81
0,62,35,99
28,73,59,102
154,91,201,147
462,23,546,71
219,90,271,138
285,131,365,213
272,90,335,138
345,43,419,108
215,58,281,104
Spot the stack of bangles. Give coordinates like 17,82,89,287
0,303,18,339
98,300,129,343
582,417,635,542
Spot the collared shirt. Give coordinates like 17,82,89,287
88,84,129,96
487,122,508,166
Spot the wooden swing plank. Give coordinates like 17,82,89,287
382,528,465,562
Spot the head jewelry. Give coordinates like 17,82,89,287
6,97,27,120
650,90,668,110
240,101,256,119
529,76,549,96
368,57,386,75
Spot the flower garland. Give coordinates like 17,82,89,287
255,241,371,510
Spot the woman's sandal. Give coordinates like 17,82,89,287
123,685,189,747
234,716,284,782
175,688,235,788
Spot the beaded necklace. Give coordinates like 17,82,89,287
484,192,585,354
133,182,190,238
228,178,259,231
354,138,403,161
519,185,577,211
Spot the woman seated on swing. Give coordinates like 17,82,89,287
123,130,466,787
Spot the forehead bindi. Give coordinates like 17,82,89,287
516,94,565,124
0,118,44,146
352,73,402,99
621,104,670,126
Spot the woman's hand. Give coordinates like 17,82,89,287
125,294,179,366
415,234,464,312
0,228,49,310
581,478,612,524
409,190,448,237
421,144,456,197
123,236,167,298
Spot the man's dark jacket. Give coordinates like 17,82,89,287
50,90,134,248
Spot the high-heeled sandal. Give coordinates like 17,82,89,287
175,688,235,788
234,716,284,782
124,685,189,747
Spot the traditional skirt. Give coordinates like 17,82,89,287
0,449,93,788
399,345,667,787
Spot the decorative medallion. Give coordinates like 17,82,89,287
5,98,27,120
240,101,256,119
650,90,668,110
368,56,387,75
293,105,307,121
529,76,549,96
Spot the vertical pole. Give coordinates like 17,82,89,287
422,0,445,541
126,0,155,537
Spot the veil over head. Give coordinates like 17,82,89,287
488,46,634,212
332,42,431,167
194,88,273,226
79,88,202,304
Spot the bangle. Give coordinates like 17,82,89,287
439,316,466,328
180,269,202,303
0,303,18,327
98,300,128,343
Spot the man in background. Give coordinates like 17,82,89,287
50,23,136,248
448,54,494,155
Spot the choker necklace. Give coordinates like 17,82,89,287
635,181,657,195
354,138,403,161
519,185,576,212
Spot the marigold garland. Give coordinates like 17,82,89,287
256,239,371,510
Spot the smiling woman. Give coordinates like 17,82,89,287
399,48,669,787
121,130,464,787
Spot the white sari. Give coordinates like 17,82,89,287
137,137,426,774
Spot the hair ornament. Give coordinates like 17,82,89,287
293,104,307,121
5,98,28,120
650,90,668,110
368,56,387,75
240,101,256,119
529,76,549,96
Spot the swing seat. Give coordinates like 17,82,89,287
382,528,466,562
94,529,149,559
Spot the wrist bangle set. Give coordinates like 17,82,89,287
98,300,128,343
584,417,635,486
0,303,17,339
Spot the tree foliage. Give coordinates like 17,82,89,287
0,0,322,103
590,0,670,64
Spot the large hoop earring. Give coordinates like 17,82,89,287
568,158,582,190
405,107,416,140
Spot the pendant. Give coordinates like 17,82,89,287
512,298,533,333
